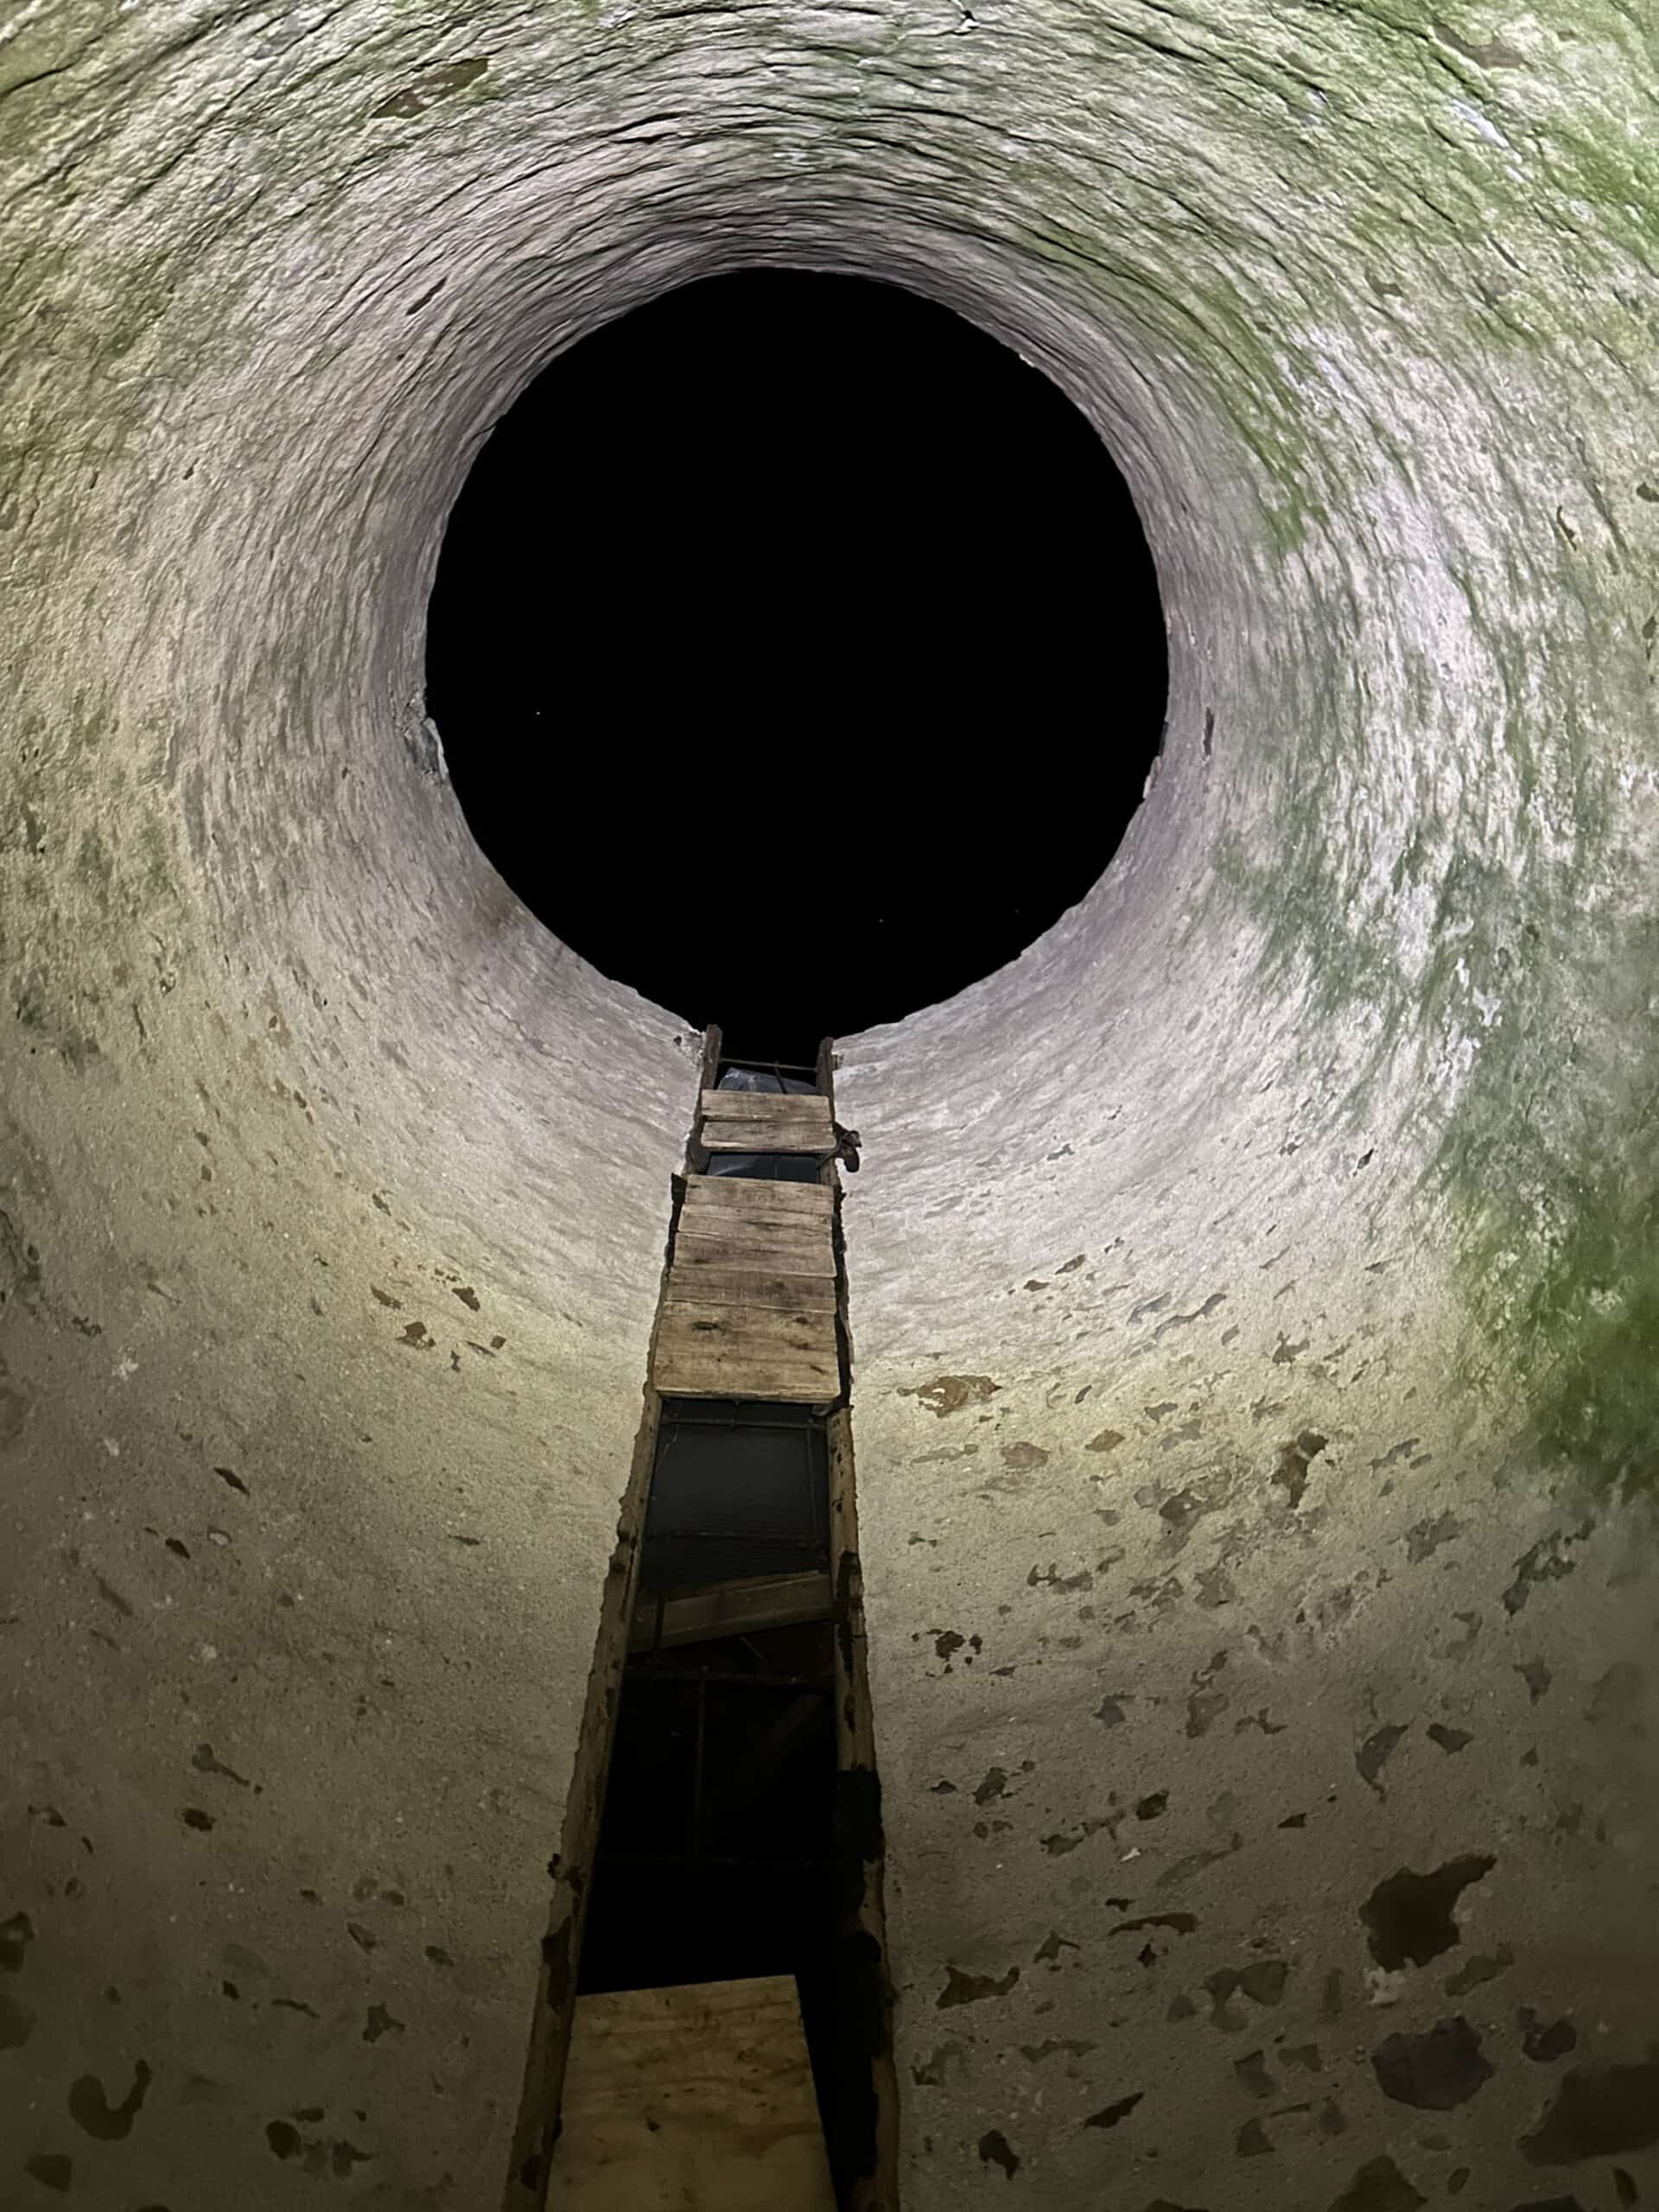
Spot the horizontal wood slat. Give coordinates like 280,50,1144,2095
658,1300,836,1357
652,1341,840,1403
700,1092,835,1156
658,1167,841,1402
663,1267,836,1313
628,1571,836,1652
681,1174,832,1217
671,1224,836,1277
701,1090,829,1122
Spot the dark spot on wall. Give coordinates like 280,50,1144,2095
1235,2050,1273,2098
1272,1430,1327,1506
68,2058,152,2139
1034,1931,1078,1962
1357,1722,1408,1789
1329,2155,1428,2210
1518,2012,1577,2063
363,2004,404,2041
978,2129,1019,2177
1088,1428,1125,1453
399,1320,433,1347
92,1573,133,1616
1361,1855,1494,1968
1521,2063,1659,2163
332,2140,372,2175
213,1466,248,1494
974,1768,1009,1804
1040,1819,1110,1855
1095,1694,1130,1726
265,2119,301,2158
1613,2170,1638,2206
1002,1441,1049,1470
1203,1959,1288,2028
1086,2090,1144,2130
1236,2117,1273,2155
1111,1912,1198,1939
1516,1658,1553,1703
23,2152,72,2191
181,1808,214,1831
1446,1942,1514,1994
347,1922,377,1951
0,1991,35,2046
452,1284,480,1310
1587,1660,1644,1723
1135,1791,1168,1820
938,1964,1020,2007
191,1743,251,1786
1405,1510,1463,1562
424,1944,454,1967
1370,2017,1493,2108
905,1375,1000,1416
911,2038,965,2086
1027,1561,1093,1592
370,1285,403,1308
0,1910,35,1971
1502,1522,1592,1615
270,1997,319,2018
1427,1723,1472,1752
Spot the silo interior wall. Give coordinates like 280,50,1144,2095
3,0,1657,2202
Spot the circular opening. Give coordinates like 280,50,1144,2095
426,270,1167,1059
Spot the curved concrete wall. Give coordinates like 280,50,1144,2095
3,1,1656,2207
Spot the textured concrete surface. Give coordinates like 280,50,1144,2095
3,0,1657,2202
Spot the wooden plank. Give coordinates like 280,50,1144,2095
671,1224,836,1276
663,1268,836,1313
701,1090,830,1122
658,1300,837,1360
700,1094,834,1156
682,1174,832,1217
655,1328,838,1400
550,1975,836,2209
678,1198,835,1239
652,1338,840,1402
629,1571,836,1651
702,1127,831,1156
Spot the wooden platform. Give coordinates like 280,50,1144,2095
653,1175,840,1402
699,1089,835,1155
550,1975,836,2209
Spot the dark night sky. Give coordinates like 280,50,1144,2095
425,269,1167,1065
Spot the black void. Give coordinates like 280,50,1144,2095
427,269,1168,1064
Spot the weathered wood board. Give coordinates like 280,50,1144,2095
699,1090,835,1154
664,1265,837,1313
681,1173,832,1218
657,1175,841,1398
549,1976,836,2209
627,1569,836,1650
